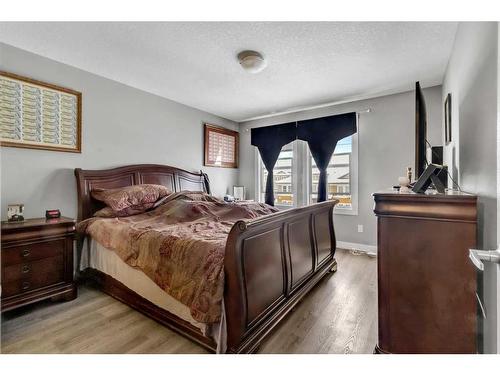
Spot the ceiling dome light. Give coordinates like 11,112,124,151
237,50,267,74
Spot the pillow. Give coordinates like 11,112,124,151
94,203,155,218
94,206,117,218
91,184,171,215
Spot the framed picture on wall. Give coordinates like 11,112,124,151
0,71,82,153
444,93,452,144
204,123,239,168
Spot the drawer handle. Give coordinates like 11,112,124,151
22,265,31,273
22,281,31,290
22,249,31,257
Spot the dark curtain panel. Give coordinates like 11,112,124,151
251,122,297,205
297,112,357,202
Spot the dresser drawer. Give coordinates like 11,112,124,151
2,255,64,283
1,257,64,297
2,239,64,266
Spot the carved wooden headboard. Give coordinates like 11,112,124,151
74,164,210,221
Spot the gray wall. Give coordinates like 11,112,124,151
239,86,442,247
442,22,499,354
0,43,239,220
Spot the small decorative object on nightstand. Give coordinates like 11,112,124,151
7,203,25,222
1,217,77,312
233,186,246,201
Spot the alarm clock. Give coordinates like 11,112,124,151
45,209,61,219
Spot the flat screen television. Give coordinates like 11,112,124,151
415,81,427,179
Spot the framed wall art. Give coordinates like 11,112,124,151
0,71,82,153
444,93,452,144
204,123,238,168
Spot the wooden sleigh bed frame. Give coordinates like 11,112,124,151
75,164,338,353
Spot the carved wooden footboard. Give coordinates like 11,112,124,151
224,200,337,353
75,164,337,353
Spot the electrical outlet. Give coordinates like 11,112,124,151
357,224,364,233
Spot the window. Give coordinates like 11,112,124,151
310,135,352,209
257,132,358,215
260,143,294,208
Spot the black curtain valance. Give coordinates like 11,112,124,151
297,112,357,202
251,112,357,205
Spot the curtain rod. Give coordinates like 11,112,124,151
240,99,374,121
244,109,371,132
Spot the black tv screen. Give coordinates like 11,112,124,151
415,81,427,178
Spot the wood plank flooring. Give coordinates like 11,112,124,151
0,249,377,354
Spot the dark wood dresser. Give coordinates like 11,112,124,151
373,191,478,354
1,217,77,311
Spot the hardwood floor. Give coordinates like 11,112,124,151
0,249,377,354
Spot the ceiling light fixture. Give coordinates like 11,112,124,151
237,50,267,74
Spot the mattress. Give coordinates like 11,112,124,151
80,238,226,353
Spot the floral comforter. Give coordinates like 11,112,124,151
77,191,277,323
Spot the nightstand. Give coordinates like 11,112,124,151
1,217,77,312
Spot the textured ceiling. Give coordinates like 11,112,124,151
0,22,457,122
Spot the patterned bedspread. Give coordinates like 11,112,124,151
77,192,277,323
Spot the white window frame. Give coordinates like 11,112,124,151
255,126,358,216
255,142,299,210
305,132,359,216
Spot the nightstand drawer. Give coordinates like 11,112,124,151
2,255,64,283
1,217,76,311
1,258,64,297
2,239,64,266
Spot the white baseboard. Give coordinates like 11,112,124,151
337,241,377,256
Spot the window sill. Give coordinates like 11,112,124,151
272,205,357,216
333,208,358,216
274,205,294,210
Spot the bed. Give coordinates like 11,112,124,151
75,164,338,353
